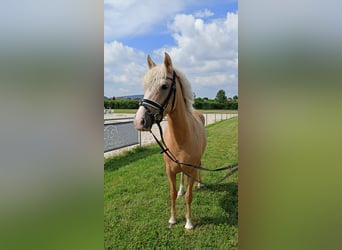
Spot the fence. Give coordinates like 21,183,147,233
202,113,238,126
104,121,138,152
104,113,238,155
104,109,114,114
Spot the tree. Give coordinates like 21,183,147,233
233,95,238,100
215,89,227,103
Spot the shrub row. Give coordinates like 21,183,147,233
104,100,139,109
193,99,238,110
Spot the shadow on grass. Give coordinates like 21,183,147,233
104,145,161,172
199,181,238,227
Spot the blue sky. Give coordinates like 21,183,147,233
104,0,238,99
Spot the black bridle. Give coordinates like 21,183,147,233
138,71,177,124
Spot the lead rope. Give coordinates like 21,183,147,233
150,121,238,185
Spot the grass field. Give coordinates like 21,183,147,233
104,118,238,249
110,109,238,114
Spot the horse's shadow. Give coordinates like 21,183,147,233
196,181,238,227
104,146,160,172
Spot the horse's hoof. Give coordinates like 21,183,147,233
177,193,184,198
185,220,194,230
197,183,204,189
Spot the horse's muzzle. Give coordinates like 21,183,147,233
134,107,155,131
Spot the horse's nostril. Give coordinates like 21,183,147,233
141,118,145,126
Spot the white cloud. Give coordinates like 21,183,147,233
154,11,238,97
104,0,184,40
104,41,147,97
104,10,239,99
194,9,214,18
166,12,238,61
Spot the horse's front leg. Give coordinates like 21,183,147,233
167,169,177,227
185,175,195,230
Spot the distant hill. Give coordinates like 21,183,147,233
104,94,143,100
119,94,143,100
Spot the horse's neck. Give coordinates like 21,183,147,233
167,95,191,142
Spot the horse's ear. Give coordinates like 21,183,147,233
147,55,156,69
164,52,173,73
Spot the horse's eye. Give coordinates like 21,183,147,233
161,84,169,90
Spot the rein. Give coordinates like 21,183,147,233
138,70,238,184
150,121,238,185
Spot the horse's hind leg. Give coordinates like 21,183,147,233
197,165,204,189
177,172,185,197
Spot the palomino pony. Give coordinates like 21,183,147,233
134,52,207,230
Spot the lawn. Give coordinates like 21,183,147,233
104,118,238,249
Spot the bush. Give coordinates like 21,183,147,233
104,100,139,109
193,98,237,110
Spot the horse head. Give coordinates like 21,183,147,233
134,52,177,131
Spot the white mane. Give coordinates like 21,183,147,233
142,65,194,112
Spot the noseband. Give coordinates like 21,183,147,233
139,71,177,123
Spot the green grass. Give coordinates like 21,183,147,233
109,109,138,114
199,109,238,114
104,118,238,249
